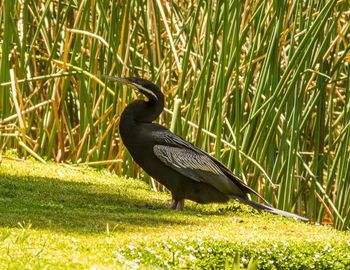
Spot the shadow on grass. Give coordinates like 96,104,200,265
0,173,195,234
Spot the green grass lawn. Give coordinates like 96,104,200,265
0,157,349,269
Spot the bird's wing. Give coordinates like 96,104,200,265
153,132,268,204
153,144,247,197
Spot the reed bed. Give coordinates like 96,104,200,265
0,0,349,229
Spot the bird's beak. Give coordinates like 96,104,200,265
98,75,137,90
99,74,150,101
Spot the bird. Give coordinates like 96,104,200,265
101,75,308,222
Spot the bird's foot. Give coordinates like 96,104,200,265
168,199,184,210
176,199,184,210
168,199,177,210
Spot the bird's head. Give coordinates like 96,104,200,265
100,75,163,104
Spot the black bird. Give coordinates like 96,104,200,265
102,75,308,222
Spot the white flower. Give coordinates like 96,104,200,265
189,254,196,261
185,246,198,252
145,247,155,254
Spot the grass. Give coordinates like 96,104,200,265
0,157,349,269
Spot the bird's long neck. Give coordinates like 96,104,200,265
120,96,164,125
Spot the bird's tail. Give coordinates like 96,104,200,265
229,195,309,222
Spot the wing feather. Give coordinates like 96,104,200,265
153,131,270,205
153,144,246,197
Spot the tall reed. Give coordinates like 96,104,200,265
0,0,349,229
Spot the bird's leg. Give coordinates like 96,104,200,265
176,199,184,210
168,198,177,210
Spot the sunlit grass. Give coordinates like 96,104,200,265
0,158,349,268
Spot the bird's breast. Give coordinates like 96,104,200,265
119,121,155,158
